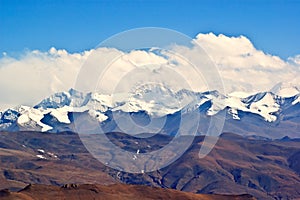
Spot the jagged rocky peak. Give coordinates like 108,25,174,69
0,82,299,134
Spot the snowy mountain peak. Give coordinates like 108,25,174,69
246,92,280,122
68,88,80,96
0,109,20,123
17,106,52,132
35,89,90,109
35,91,72,109
0,84,300,133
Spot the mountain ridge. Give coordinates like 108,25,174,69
0,85,299,139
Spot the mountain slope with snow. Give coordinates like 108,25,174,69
0,84,299,138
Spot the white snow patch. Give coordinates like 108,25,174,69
133,155,137,160
228,108,240,120
17,106,53,131
36,155,46,159
248,93,279,122
17,114,30,124
37,149,45,154
88,110,108,122
206,92,279,122
293,96,300,105
47,152,58,158
49,106,71,124
206,95,227,116
90,93,115,108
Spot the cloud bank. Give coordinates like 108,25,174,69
0,33,299,110
195,33,300,94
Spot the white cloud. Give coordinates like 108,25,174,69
0,33,299,110
0,48,90,108
288,54,300,66
194,33,300,93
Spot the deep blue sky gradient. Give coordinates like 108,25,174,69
0,0,299,59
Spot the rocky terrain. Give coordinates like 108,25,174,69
0,131,299,199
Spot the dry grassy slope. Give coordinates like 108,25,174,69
0,183,256,200
108,133,300,199
160,133,300,199
0,132,116,191
0,131,299,199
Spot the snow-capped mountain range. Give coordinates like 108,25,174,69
0,83,299,138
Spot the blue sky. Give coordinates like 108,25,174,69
0,0,299,59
